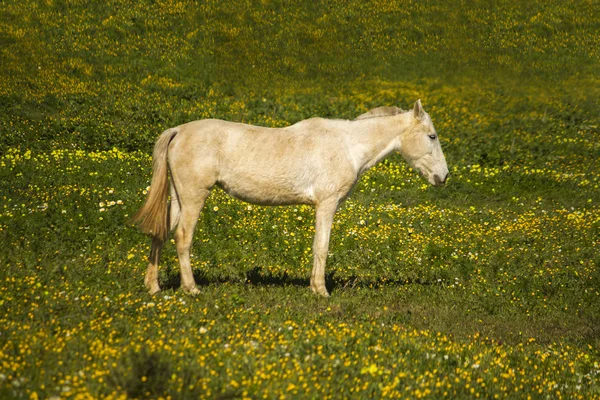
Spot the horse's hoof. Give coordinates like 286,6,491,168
145,281,161,296
182,286,200,296
311,286,330,297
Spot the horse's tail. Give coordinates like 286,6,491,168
132,127,179,241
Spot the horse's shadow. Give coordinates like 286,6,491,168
159,266,339,293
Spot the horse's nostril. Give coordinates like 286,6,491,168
434,173,448,186
442,172,449,184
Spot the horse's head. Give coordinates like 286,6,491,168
400,100,449,187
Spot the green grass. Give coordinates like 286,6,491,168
1,0,600,398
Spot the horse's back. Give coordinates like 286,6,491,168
171,117,349,165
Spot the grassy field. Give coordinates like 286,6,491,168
1,0,600,398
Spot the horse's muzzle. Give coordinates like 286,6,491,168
433,173,449,186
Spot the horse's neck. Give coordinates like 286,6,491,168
346,115,407,174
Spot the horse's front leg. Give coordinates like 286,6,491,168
310,199,338,297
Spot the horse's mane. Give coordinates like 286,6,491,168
354,106,406,120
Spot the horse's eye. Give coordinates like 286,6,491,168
428,134,437,140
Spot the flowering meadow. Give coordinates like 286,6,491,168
1,0,600,398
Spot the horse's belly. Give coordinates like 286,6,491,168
216,173,315,206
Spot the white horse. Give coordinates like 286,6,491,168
133,100,448,296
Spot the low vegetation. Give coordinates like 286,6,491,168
1,0,599,398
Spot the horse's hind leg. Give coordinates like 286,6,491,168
144,184,180,295
145,236,163,295
174,188,211,295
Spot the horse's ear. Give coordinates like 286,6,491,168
413,99,425,121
